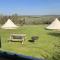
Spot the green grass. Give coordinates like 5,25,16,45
0,25,59,59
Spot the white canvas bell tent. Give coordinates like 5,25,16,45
1,19,18,29
46,18,60,29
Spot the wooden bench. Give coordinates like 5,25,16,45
9,34,26,45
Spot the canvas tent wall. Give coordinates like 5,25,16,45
1,19,18,29
46,18,60,29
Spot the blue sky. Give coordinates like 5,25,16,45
0,0,60,15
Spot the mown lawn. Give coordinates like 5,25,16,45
0,25,59,59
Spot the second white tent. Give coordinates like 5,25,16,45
46,18,60,29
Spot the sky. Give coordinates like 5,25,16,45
0,0,60,15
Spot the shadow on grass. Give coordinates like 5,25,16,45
47,32,60,37
28,40,35,43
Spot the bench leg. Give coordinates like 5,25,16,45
21,41,23,45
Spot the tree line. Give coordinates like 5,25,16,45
0,14,60,25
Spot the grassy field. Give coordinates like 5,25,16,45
0,25,59,59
